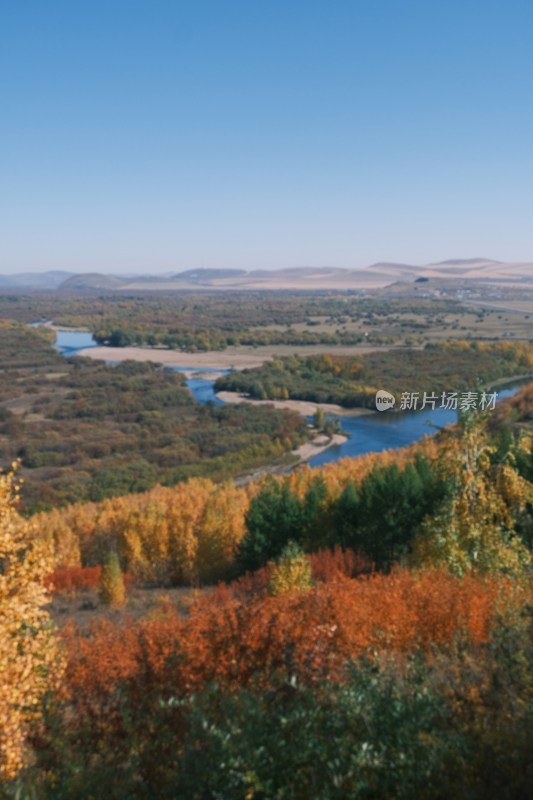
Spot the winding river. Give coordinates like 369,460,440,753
54,330,526,468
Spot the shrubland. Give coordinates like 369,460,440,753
0,322,308,510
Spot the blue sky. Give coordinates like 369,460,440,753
1,0,532,273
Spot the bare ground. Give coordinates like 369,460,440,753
76,343,393,372
216,390,373,418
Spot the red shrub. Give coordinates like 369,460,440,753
308,547,374,582
45,565,135,594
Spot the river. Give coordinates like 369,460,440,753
53,329,526,467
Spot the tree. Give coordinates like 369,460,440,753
411,414,532,576
238,478,304,572
313,407,326,431
99,551,126,607
0,468,63,780
334,481,360,548
108,328,133,347
343,456,445,569
268,541,312,595
238,476,331,572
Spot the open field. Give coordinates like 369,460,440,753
465,299,533,314
76,342,397,371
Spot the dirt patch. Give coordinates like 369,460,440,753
76,343,394,371
48,585,205,630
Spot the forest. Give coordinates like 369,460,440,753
2,388,533,797
0,322,308,510
216,340,533,408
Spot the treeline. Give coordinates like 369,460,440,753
216,341,533,408
35,442,431,585
0,323,308,511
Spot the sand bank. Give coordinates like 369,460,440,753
76,345,268,370
293,433,348,461
216,391,374,418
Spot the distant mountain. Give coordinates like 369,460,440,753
173,268,247,282
0,270,75,288
367,262,415,270
2,259,530,293
433,258,500,266
59,273,126,290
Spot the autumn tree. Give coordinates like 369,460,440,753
411,414,532,576
0,468,63,780
99,551,126,607
269,541,313,595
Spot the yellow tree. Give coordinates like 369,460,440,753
99,551,127,607
0,468,63,780
269,541,313,595
411,415,532,576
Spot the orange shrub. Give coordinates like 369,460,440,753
308,547,374,582
59,567,529,739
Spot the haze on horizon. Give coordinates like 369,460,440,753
1,1,533,274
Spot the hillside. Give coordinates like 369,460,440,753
2,258,531,293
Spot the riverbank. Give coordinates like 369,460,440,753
234,432,349,486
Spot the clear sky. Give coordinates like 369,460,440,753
1,0,532,274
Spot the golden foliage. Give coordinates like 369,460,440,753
99,552,127,608
411,416,532,576
0,468,63,779
36,478,252,585
269,542,313,595
33,437,439,585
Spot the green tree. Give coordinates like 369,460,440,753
345,456,445,569
108,328,133,347
334,480,360,548
313,407,326,431
238,478,305,572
